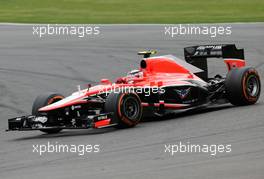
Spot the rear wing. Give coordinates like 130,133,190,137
184,44,244,60
184,44,245,80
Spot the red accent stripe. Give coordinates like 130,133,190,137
141,103,149,107
159,100,165,105
164,103,189,109
141,102,189,109
94,119,111,128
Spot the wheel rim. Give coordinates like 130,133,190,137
246,75,260,97
122,96,139,120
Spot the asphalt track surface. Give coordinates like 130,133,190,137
0,24,264,179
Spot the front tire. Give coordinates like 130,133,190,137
104,92,142,128
32,93,64,134
225,67,261,106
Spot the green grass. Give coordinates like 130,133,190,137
0,0,263,23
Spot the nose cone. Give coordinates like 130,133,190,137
39,91,86,112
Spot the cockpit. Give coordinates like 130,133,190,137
115,69,143,84
126,69,143,79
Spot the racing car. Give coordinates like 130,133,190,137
7,44,261,134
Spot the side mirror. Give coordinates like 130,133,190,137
100,78,112,84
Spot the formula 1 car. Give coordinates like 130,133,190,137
7,44,261,134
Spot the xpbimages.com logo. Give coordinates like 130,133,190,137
32,141,100,156
99,85,166,97
164,142,232,156
32,24,100,38
164,24,232,38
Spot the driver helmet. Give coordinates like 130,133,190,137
127,69,143,82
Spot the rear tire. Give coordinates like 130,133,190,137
225,67,261,106
104,92,142,128
32,93,64,134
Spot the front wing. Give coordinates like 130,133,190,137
7,113,116,131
